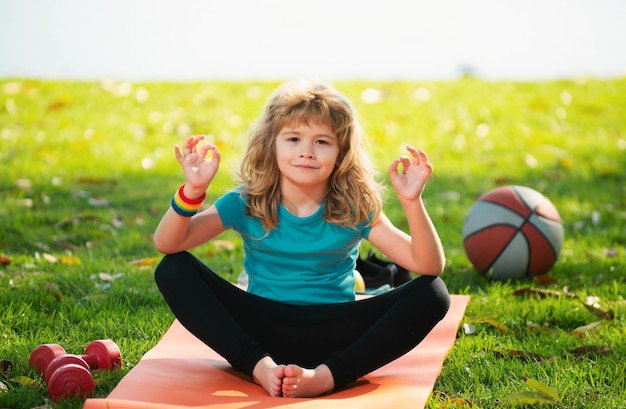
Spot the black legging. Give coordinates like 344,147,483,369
155,251,450,389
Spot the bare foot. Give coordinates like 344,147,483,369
252,356,286,397
281,364,335,398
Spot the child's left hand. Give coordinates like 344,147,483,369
388,145,433,202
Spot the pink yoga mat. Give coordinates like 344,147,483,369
83,295,469,409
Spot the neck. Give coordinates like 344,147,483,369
280,182,327,217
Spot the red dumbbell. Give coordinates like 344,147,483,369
29,343,67,374
46,360,95,402
81,339,123,370
30,340,122,401
44,354,90,384
30,339,122,374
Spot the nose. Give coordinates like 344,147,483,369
299,145,314,159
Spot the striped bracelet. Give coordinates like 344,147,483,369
171,184,206,217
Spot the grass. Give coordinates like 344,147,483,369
0,77,625,408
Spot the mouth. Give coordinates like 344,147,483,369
294,164,318,170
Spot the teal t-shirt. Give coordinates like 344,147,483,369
215,189,373,305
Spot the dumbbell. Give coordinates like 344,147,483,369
29,340,122,400
46,357,95,401
28,343,67,374
30,339,122,374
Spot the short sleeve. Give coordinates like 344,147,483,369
214,189,246,230
361,223,373,240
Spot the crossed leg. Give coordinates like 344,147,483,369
156,252,450,399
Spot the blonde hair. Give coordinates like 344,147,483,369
239,80,383,231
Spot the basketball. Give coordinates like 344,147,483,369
462,185,564,280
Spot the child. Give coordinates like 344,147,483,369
153,80,450,398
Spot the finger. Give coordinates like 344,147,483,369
398,155,411,172
198,143,211,158
404,145,419,164
184,134,205,154
174,144,184,162
405,145,429,164
389,156,411,176
199,143,220,162
416,148,429,164
211,147,221,164
417,151,433,176
388,157,402,176
182,136,194,155
406,144,419,156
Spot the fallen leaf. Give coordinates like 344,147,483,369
539,356,556,365
53,240,81,251
525,322,555,334
33,241,51,251
523,376,561,402
128,257,159,267
572,321,603,336
0,380,7,393
42,253,58,263
445,398,475,408
0,359,12,376
55,214,99,228
462,323,476,335
570,345,612,357
60,255,82,265
0,255,10,266
8,375,39,388
513,287,577,299
88,197,109,207
433,394,476,408
99,272,115,281
44,281,63,300
498,390,559,405
533,274,558,284
581,301,614,320
111,214,124,229
494,349,544,362
465,313,511,333
8,278,24,290
480,318,510,333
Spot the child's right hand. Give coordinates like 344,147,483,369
174,135,221,197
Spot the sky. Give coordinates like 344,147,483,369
1,0,625,81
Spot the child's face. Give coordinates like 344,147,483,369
275,122,340,192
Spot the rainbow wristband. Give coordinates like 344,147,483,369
171,184,206,217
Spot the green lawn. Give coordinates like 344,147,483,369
1,77,625,408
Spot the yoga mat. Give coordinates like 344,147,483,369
83,294,469,409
